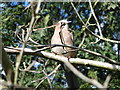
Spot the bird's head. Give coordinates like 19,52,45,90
56,19,71,30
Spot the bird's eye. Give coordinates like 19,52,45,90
61,22,66,27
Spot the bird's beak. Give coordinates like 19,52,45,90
67,21,72,23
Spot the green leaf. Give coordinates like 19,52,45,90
44,14,50,26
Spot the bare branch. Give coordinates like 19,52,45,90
78,33,86,47
24,61,37,71
34,44,120,64
87,29,120,43
63,59,105,88
33,64,61,89
104,74,111,88
5,43,120,64
4,47,120,71
14,1,41,84
43,70,52,88
35,0,41,14
85,0,98,25
70,1,120,44
29,37,40,45
88,0,103,37
33,25,56,31
70,2,85,25
22,29,25,42
32,64,61,83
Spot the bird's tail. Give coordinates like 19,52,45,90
65,70,80,89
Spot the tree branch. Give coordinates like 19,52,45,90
70,1,120,44
63,58,105,89
4,47,120,71
103,74,111,88
30,44,120,64
88,0,103,37
14,1,42,84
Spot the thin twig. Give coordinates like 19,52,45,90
17,34,22,41
70,2,85,25
89,39,100,45
78,33,86,47
70,1,119,44
14,1,41,84
86,28,119,43
24,61,37,71
85,0,98,25
33,25,56,31
29,37,40,45
34,79,44,89
88,0,103,37
20,69,43,74
43,70,52,88
22,29,25,42
84,39,100,48
33,64,61,89
32,64,61,83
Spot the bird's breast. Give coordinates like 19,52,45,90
51,31,75,57
51,34,65,54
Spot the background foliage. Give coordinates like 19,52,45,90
1,1,120,89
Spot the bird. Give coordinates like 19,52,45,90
51,20,79,89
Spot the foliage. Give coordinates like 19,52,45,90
1,1,120,89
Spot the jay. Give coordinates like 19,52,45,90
51,20,79,89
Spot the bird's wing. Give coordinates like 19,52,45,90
70,32,73,41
